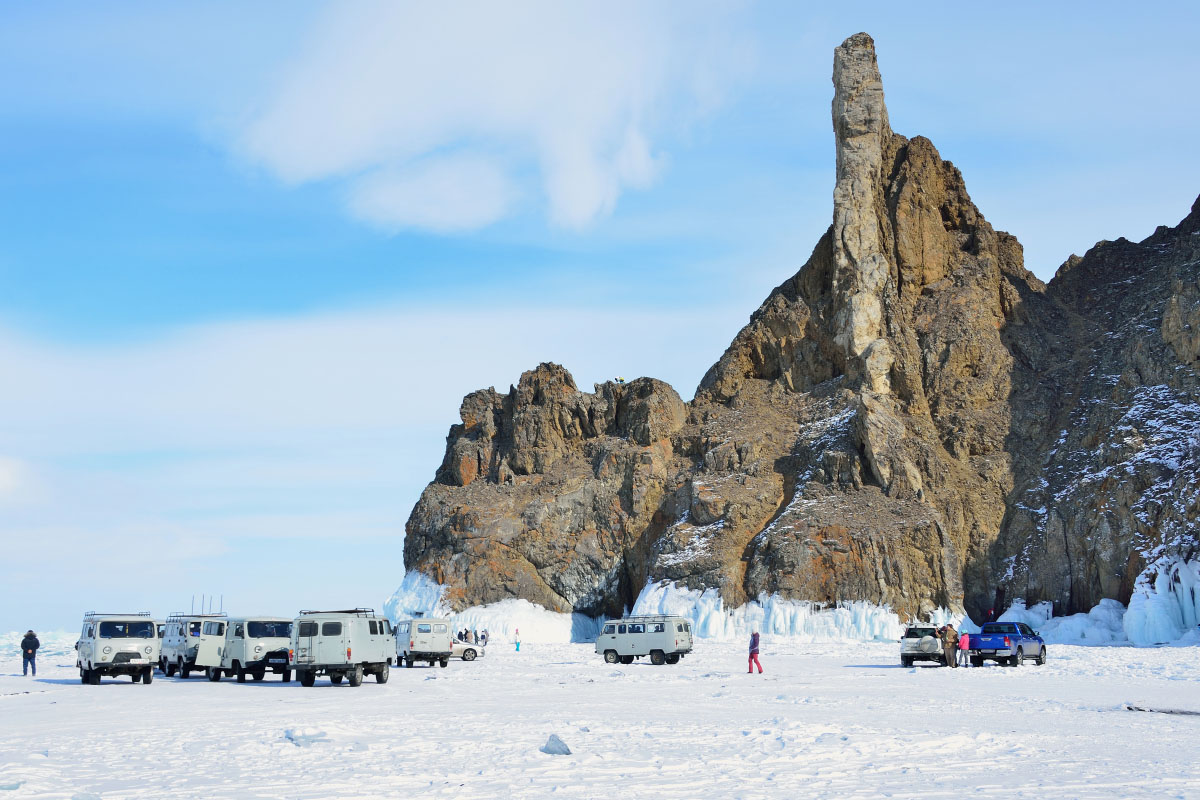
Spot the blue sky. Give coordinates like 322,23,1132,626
2,1,1198,631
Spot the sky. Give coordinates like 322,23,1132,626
2,1,1198,632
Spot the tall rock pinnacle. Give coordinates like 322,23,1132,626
831,32,894,394
402,32,1200,629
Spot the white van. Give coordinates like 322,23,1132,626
160,613,228,678
595,615,693,665
394,618,453,668
194,617,293,682
289,609,394,687
75,612,160,684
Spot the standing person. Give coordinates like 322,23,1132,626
482,629,489,646
514,628,521,652
941,624,959,668
21,630,39,677
748,629,763,674
957,629,971,667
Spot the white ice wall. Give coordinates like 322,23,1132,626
1122,559,1200,646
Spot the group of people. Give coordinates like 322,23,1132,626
938,623,972,668
20,630,39,676
456,628,489,647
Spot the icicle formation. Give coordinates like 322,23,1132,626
1123,559,1200,645
631,580,903,642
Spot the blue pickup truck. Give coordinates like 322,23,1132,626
968,621,1046,667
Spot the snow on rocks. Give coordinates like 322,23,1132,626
384,571,603,643
998,599,1127,645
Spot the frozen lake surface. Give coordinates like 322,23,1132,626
1,639,1198,798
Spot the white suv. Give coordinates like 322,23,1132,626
76,612,159,685
899,625,947,667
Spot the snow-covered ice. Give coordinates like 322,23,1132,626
2,636,1197,798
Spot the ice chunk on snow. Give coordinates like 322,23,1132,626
1123,559,1200,645
283,728,328,747
631,580,903,642
540,734,571,755
384,571,603,643
998,598,1127,645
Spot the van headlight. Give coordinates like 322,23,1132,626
254,645,263,653
144,646,153,654
102,646,112,654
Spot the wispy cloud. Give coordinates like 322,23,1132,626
237,1,751,232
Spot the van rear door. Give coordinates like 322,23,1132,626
315,619,346,664
294,620,317,664
194,621,226,667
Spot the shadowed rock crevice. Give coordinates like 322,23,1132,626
404,32,1200,621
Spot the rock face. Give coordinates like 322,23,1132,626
404,33,1200,621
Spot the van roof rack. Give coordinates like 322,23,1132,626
84,611,152,618
299,608,376,616
165,611,228,620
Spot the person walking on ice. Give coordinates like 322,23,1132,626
957,629,971,667
514,628,521,652
21,630,39,677
748,629,763,674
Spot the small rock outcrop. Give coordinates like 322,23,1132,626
403,33,1200,621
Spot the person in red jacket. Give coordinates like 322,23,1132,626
957,629,972,667
748,630,763,674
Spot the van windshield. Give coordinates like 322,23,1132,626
99,621,155,639
248,621,291,639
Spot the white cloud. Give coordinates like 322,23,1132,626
347,155,516,232
237,1,749,232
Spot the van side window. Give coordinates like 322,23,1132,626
321,622,342,636
417,623,432,634
652,623,664,632
203,621,225,636
384,621,393,635
298,622,318,637
629,624,645,634
398,623,409,635
676,623,683,632
618,624,626,634
234,624,244,638
189,622,201,637
603,624,615,635
434,624,447,633
369,620,378,635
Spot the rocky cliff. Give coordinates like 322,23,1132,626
404,33,1200,622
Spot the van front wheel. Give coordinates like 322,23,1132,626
665,653,680,665
142,668,153,684
206,667,221,682
604,650,619,664
235,664,247,683
376,663,389,683
298,670,316,687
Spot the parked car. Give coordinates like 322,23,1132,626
451,638,485,661
969,621,1046,666
899,624,947,667
160,613,228,678
195,617,293,682
290,609,394,686
395,618,453,667
76,612,159,685
594,615,693,665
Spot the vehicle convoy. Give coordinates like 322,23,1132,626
899,624,948,667
969,621,1046,667
76,612,159,685
289,609,394,686
160,613,228,677
395,618,453,667
450,638,485,662
595,615,693,665
195,617,293,682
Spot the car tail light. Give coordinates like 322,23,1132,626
346,648,352,660
288,649,294,662
1003,636,1011,647
410,640,415,649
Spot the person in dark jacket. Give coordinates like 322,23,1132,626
748,630,763,674
21,630,40,677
